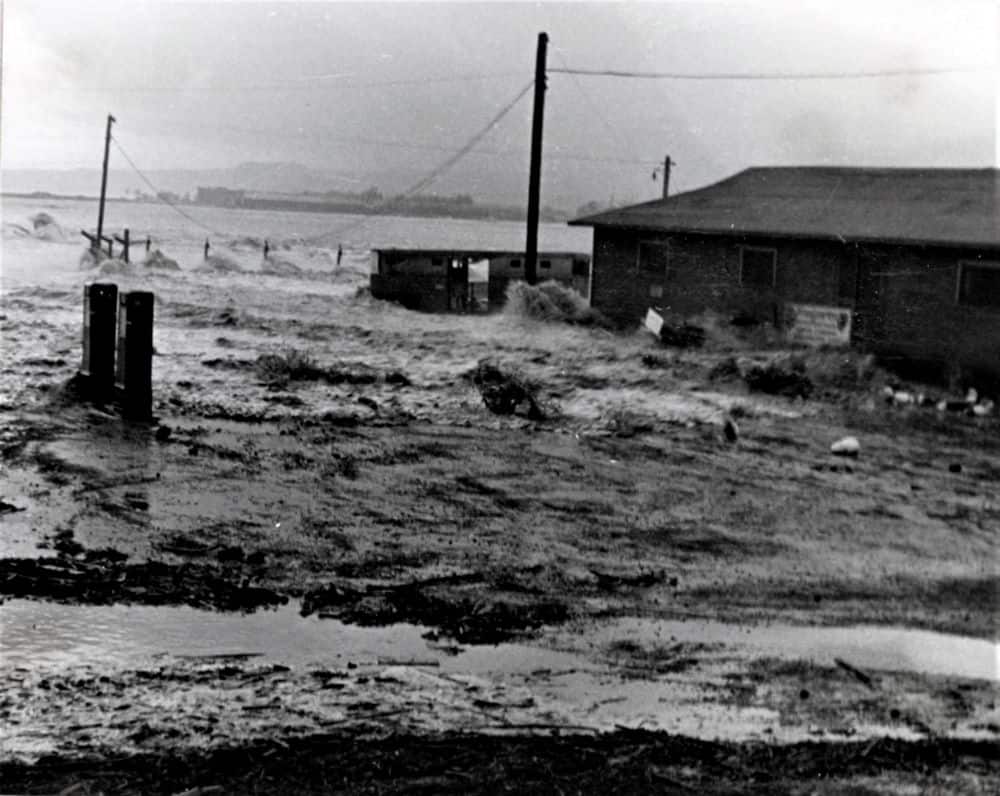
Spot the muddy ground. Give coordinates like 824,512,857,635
1,244,998,792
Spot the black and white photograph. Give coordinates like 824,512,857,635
1,1,998,792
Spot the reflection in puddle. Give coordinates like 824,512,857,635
2,599,995,681
573,618,999,683
1,599,997,762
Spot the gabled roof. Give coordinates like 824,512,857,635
569,167,1000,250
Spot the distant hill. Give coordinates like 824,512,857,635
1,163,356,199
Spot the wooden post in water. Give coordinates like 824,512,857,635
114,228,131,263
524,32,548,287
96,114,116,250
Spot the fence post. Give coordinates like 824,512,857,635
115,291,155,420
114,229,131,263
80,283,119,404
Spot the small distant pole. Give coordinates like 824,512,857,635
662,156,672,199
204,238,210,259
96,114,116,249
146,235,151,253
524,31,548,287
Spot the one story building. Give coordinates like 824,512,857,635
369,248,590,313
570,167,1000,382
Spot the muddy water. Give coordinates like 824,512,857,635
0,600,989,677
3,600,997,761
4,599,994,681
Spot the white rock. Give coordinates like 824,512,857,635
972,400,994,417
831,436,860,457
893,391,915,405
966,388,979,404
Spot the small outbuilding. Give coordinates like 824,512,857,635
570,167,1000,382
369,248,590,313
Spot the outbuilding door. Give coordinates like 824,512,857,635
447,257,469,312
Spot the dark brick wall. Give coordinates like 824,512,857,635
590,226,1000,379
591,229,845,325
857,244,1000,379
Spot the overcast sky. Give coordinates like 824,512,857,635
2,1,998,207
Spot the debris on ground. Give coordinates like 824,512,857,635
744,358,814,399
644,308,706,348
831,436,860,457
301,572,568,644
723,417,740,443
471,358,546,420
0,555,287,612
835,657,875,689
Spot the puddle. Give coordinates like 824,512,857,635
0,599,590,674
2,600,996,681
568,617,1000,682
1,599,997,761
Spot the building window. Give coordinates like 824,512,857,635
540,259,552,269
572,259,589,277
431,256,443,267
957,261,1000,309
510,258,522,268
637,241,670,277
739,246,777,288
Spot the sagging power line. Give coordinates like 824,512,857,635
110,135,222,236
549,64,991,80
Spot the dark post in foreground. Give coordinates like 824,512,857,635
115,291,155,420
662,156,672,199
80,283,119,404
524,31,548,287
96,114,116,250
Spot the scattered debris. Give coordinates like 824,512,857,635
0,499,25,514
835,657,875,689
831,437,860,457
644,308,706,348
744,359,813,399
471,358,545,420
0,555,286,612
723,417,740,443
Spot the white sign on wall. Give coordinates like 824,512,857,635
785,303,853,346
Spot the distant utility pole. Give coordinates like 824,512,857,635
662,156,672,199
96,113,116,248
524,32,548,286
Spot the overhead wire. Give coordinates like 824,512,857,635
66,71,530,94
308,78,536,244
110,135,224,237
549,65,990,80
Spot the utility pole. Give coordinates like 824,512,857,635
524,32,548,286
662,156,672,199
96,114,116,250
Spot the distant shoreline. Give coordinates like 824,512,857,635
2,192,570,224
